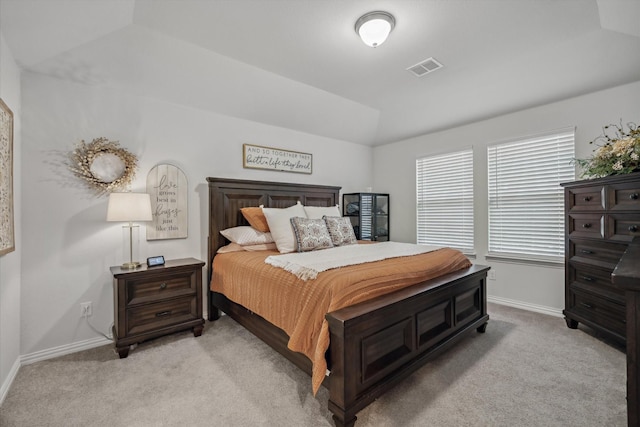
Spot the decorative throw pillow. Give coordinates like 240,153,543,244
303,205,341,219
323,216,358,246
290,217,334,252
240,206,269,232
262,202,307,253
216,242,278,254
220,226,274,245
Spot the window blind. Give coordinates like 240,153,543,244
416,149,474,253
487,128,575,261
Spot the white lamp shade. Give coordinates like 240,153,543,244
355,11,395,47
107,192,153,222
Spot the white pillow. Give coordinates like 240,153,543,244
262,203,307,253
220,226,274,245
303,205,341,219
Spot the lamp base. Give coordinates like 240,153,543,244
121,261,142,269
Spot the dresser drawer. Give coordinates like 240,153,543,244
568,289,626,337
568,213,604,239
568,262,624,304
126,270,197,306
609,181,640,211
127,296,198,336
569,239,627,270
607,213,640,242
566,186,604,212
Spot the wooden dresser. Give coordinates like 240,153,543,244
562,173,640,345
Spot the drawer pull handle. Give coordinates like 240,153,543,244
629,225,638,233
581,276,594,282
155,311,171,317
159,283,167,290
580,249,593,254
582,223,591,229
630,193,639,200
583,196,592,202
580,302,593,309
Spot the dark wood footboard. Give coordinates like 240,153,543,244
325,264,489,427
210,264,488,426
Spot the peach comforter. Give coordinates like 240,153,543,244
210,245,471,394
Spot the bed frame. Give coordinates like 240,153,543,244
206,177,490,427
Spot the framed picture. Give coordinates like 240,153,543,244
0,98,14,256
243,144,312,174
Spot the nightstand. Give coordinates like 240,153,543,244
111,257,205,358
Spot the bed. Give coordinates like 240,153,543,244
206,177,490,427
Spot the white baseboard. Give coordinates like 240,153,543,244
488,295,563,317
21,336,112,366
0,357,20,406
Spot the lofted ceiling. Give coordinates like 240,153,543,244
1,0,639,146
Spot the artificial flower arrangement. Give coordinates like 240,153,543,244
575,121,640,178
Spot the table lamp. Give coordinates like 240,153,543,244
107,192,153,269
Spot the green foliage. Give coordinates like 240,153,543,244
575,121,640,178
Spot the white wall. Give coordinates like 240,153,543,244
0,33,22,402
19,71,373,357
373,80,640,313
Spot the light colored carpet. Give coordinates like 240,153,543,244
0,303,627,426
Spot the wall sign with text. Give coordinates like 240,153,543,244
243,144,312,174
146,164,188,240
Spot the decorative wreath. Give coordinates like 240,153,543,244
68,137,138,196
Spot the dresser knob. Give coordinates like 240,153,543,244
160,283,167,290
582,223,591,229
155,310,171,317
580,249,593,254
581,276,594,282
630,193,639,200
583,196,592,202
580,302,593,309
630,225,638,233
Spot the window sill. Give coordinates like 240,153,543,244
485,253,564,268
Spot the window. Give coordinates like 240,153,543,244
487,128,575,262
416,149,474,253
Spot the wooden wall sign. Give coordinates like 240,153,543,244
243,144,312,174
146,164,188,240
0,98,14,256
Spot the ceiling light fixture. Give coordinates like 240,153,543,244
355,11,395,48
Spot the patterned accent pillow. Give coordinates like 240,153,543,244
290,217,334,252
323,216,357,246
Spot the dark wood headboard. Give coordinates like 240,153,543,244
206,177,341,281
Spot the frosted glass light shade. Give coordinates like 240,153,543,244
355,11,395,47
107,192,153,222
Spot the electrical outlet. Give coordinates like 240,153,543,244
488,270,496,281
80,302,93,318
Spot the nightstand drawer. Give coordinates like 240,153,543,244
127,296,197,336
127,271,197,306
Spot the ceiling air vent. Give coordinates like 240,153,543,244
407,57,443,77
